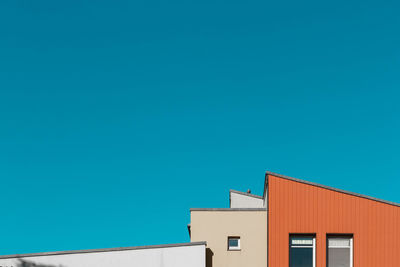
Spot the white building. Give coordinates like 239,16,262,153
0,242,206,267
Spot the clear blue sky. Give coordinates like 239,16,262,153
1,0,399,255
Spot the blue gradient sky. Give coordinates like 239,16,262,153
1,0,399,255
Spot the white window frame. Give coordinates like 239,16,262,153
350,238,353,267
327,236,353,267
313,237,316,267
228,236,241,251
289,236,316,267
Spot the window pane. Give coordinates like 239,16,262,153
291,237,314,246
327,236,352,267
290,236,314,267
328,248,350,267
290,247,313,267
328,238,350,247
229,239,239,247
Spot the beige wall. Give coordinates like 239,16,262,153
190,210,267,267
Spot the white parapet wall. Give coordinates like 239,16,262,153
230,190,265,208
0,242,206,267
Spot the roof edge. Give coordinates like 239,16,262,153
266,171,400,207
0,242,207,259
229,189,264,199
190,208,267,211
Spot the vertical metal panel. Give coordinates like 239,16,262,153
268,174,400,267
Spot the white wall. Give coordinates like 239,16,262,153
0,243,205,267
263,186,268,208
230,191,264,208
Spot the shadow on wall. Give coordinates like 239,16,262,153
206,248,213,267
17,259,64,267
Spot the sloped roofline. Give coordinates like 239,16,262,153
229,189,264,199
0,242,207,259
265,171,400,207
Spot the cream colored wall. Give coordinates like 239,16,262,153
190,210,267,267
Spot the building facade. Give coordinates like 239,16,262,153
1,171,399,267
0,242,206,267
190,208,267,267
190,171,400,267
267,172,400,267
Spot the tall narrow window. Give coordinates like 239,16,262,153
327,236,353,267
289,235,316,267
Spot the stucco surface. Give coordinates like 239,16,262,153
230,192,264,208
0,244,205,267
190,210,267,267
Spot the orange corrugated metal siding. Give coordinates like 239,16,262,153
268,174,400,267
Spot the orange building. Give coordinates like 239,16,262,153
267,171,400,267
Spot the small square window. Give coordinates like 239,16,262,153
228,237,240,250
